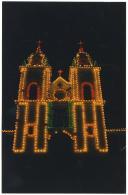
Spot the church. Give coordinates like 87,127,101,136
12,41,109,153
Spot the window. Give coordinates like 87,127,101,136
81,82,94,100
26,82,40,100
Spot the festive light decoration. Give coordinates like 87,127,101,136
3,128,126,134
2,130,15,133
26,82,40,99
81,82,95,99
3,41,126,154
107,128,126,132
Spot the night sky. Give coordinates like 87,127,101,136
2,2,126,193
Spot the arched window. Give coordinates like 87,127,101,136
26,82,40,100
81,82,94,100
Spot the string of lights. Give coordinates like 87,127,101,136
3,41,125,154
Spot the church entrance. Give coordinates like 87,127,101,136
48,102,73,132
52,102,69,129
48,102,73,154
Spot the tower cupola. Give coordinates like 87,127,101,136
72,41,93,67
27,40,49,66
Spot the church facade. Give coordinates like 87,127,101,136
13,42,108,153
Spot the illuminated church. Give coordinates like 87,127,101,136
12,41,109,153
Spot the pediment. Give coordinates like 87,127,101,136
50,76,72,100
52,76,70,86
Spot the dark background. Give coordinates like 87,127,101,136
2,2,126,193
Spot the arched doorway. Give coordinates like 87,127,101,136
81,82,94,100
26,82,40,100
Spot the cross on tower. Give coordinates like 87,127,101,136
78,40,84,46
58,70,63,76
37,40,43,48
36,40,43,52
78,40,84,52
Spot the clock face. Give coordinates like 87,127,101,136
54,90,66,100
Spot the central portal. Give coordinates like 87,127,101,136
52,102,69,128
48,102,73,131
48,102,73,153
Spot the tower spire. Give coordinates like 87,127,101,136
78,40,84,53
58,69,63,77
36,40,43,53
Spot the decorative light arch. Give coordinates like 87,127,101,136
26,82,40,99
81,82,94,99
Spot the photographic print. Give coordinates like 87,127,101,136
2,2,126,193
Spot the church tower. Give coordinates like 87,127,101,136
13,41,52,153
69,41,108,152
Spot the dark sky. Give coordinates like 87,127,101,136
2,2,126,193
2,2,126,129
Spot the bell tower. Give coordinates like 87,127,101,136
69,41,108,152
13,41,51,153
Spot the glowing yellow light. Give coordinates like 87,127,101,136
3,43,125,154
